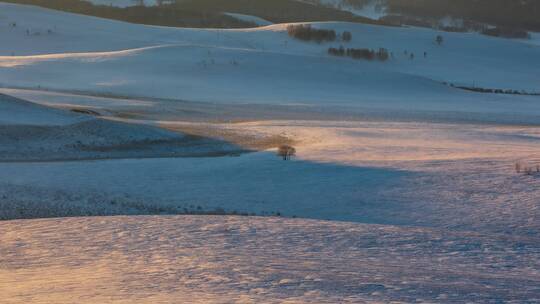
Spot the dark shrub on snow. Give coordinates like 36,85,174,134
329,47,390,61
287,24,336,43
342,31,352,42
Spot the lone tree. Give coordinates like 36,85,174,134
436,35,444,45
277,145,296,160
342,31,352,42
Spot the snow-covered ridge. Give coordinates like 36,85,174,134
0,93,246,161
82,0,165,7
0,93,87,126
0,45,170,67
224,12,273,27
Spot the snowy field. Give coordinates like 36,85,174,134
2,116,539,236
1,2,540,302
2,216,540,303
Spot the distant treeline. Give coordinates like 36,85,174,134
2,0,256,28
4,0,389,28
445,83,540,96
481,27,530,39
386,0,540,32
287,25,354,43
328,46,390,61
171,0,387,25
287,25,336,42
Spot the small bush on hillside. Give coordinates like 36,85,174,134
287,24,336,43
342,31,352,42
328,46,346,56
377,48,390,61
451,85,540,96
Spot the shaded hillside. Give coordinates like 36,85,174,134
3,0,387,28
387,0,540,31
2,0,255,28
171,0,383,24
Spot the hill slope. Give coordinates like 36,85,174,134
0,93,244,161
2,215,539,303
1,2,539,123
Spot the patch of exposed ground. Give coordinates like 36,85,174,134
161,122,296,151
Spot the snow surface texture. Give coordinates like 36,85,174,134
2,216,540,303
1,3,540,302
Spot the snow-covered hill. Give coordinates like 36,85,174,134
1,2,539,117
0,93,245,161
224,12,273,26
1,2,539,224
0,92,87,125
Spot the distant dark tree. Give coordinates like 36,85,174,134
410,53,414,60
436,35,444,45
376,48,389,61
287,24,336,43
277,145,296,160
348,48,375,60
328,46,346,56
342,31,352,42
